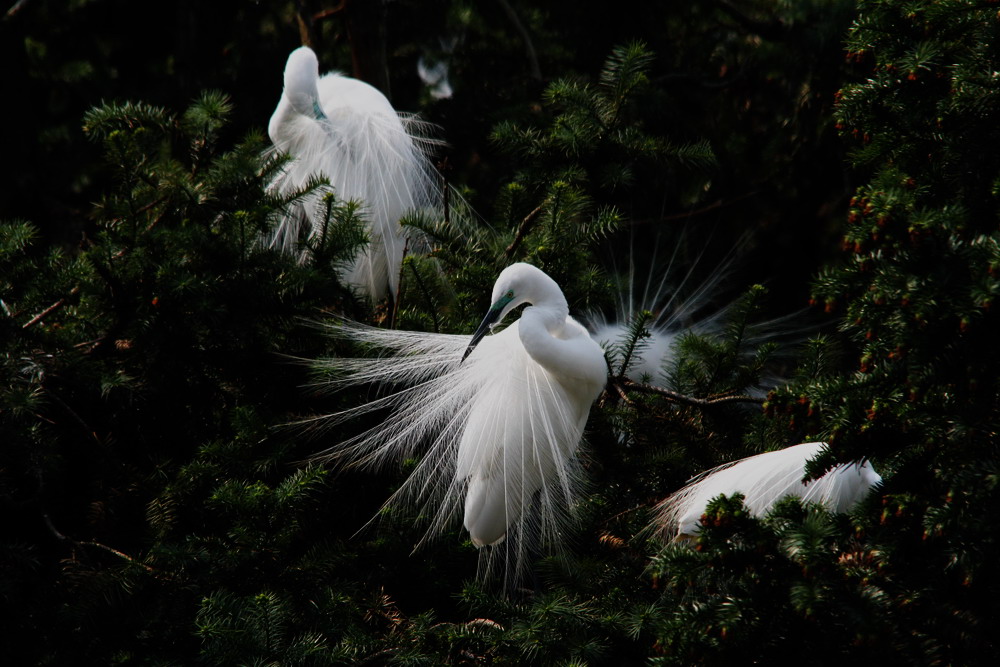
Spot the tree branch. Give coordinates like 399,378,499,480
43,513,169,578
22,286,80,329
504,201,547,258
614,376,765,408
496,0,542,81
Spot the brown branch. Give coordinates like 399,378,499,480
43,513,168,578
314,0,346,21
22,286,80,329
612,380,634,406
616,377,765,408
504,201,547,258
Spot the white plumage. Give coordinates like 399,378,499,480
312,263,607,565
266,46,443,301
656,441,882,538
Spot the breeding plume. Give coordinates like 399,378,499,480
266,46,442,301
656,441,881,538
313,263,607,569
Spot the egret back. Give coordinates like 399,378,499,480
657,441,882,538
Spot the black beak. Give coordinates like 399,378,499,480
462,307,503,363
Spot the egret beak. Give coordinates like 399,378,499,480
462,306,503,363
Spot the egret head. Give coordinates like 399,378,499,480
283,46,323,118
462,263,560,362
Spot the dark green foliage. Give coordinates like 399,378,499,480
7,0,1000,664
654,1,1000,663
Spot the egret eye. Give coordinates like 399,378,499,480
505,290,514,299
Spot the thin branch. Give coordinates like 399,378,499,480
43,513,168,578
389,238,409,330
314,0,346,21
616,376,765,407
612,380,635,406
496,0,542,81
504,201,547,258
630,191,760,226
45,389,102,444
22,286,80,329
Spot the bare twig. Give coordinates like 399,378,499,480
43,513,168,578
314,0,346,21
22,287,80,330
389,238,409,329
504,202,547,258
631,191,760,226
45,390,101,444
496,0,542,81
615,377,764,408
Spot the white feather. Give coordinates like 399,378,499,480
656,441,882,538
310,264,607,576
266,46,445,301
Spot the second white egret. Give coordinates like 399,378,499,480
266,46,443,301
656,441,882,539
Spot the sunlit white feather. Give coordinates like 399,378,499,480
310,264,607,576
657,441,882,538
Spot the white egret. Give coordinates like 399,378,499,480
656,441,882,539
312,263,607,574
266,46,444,301
583,241,880,541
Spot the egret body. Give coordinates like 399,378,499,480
314,263,607,561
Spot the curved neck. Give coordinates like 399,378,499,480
520,270,569,332
283,51,322,118
516,300,571,376
524,299,569,336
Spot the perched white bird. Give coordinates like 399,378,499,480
266,46,443,301
312,263,607,570
656,441,881,539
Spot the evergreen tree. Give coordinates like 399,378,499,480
9,1,1000,664
650,1,1000,664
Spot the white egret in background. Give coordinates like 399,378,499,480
588,240,733,383
266,46,444,301
656,441,881,539
311,263,607,577
587,231,799,388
